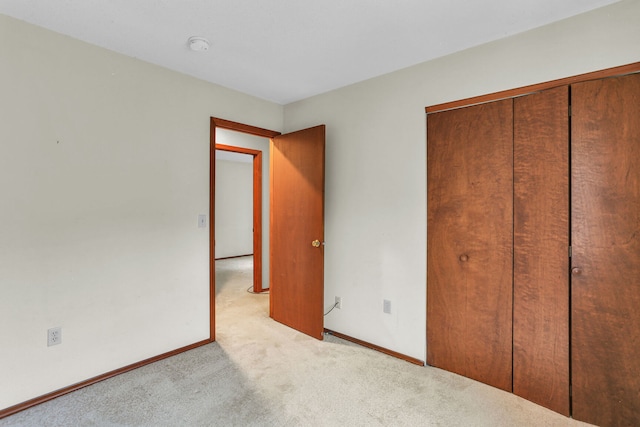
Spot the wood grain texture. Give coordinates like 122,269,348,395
270,125,325,339
513,86,570,415
427,99,513,392
571,73,640,427
426,62,640,114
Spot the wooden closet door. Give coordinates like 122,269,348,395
513,86,570,415
427,99,513,392
571,73,640,426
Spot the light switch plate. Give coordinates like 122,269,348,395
198,214,207,228
383,299,391,314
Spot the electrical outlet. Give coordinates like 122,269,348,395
47,327,62,347
383,299,391,314
335,296,342,309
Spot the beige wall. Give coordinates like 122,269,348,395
0,14,282,409
215,159,253,259
2,0,639,411
284,0,640,361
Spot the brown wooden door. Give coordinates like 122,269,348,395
427,99,513,392
571,73,640,426
513,86,570,415
270,125,325,339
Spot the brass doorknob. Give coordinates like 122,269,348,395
312,240,321,248
571,267,582,276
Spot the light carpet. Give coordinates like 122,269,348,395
1,256,593,426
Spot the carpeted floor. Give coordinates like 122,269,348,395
1,256,593,426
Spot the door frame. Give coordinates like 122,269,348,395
209,117,281,340
215,143,263,293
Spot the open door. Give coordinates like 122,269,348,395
270,125,325,339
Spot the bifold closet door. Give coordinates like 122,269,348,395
513,86,570,415
571,73,640,426
427,99,513,392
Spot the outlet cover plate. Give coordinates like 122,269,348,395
48,327,62,346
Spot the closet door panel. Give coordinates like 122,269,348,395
513,86,570,415
572,73,640,426
427,99,513,392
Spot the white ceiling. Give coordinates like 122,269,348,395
0,0,621,104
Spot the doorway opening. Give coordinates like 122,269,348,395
209,118,281,341
209,118,326,341
215,144,263,293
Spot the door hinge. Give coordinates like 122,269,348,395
569,105,572,117
569,246,572,257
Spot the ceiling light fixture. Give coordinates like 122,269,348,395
188,36,210,52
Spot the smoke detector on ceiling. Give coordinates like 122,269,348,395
188,37,210,52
